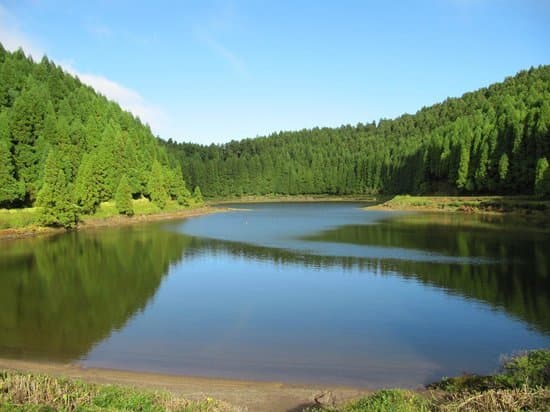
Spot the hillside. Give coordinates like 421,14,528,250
164,66,550,198
0,44,194,227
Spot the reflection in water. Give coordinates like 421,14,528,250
300,213,550,334
0,203,548,386
0,226,190,360
186,230,550,334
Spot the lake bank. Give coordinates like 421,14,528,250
0,205,225,241
366,195,550,216
2,350,548,411
209,194,379,204
0,358,368,411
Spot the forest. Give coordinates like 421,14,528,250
164,66,550,199
1,41,549,230
0,43,199,228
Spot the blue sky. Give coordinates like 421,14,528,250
0,0,548,144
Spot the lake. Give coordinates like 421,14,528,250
0,202,549,388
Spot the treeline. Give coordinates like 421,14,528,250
165,66,550,198
0,43,199,227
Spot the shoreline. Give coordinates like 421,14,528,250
0,358,370,411
209,194,380,204
3,194,549,241
364,195,550,217
0,206,226,241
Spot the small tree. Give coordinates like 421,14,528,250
115,175,134,216
36,151,78,228
534,157,550,197
192,186,203,204
0,139,24,207
73,154,102,214
498,153,509,181
147,160,169,209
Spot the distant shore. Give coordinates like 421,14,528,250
210,194,379,204
0,205,225,241
365,195,550,216
3,194,550,242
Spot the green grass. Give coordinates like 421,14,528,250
85,198,192,220
0,371,233,411
377,195,550,215
430,349,550,392
0,208,41,230
0,198,205,231
309,350,550,412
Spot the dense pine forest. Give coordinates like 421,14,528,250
1,41,549,230
165,66,550,198
0,44,197,227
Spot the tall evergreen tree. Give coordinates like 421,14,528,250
0,139,23,206
36,151,78,228
147,160,169,209
534,157,550,197
115,175,134,216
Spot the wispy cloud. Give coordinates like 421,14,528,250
194,26,247,77
0,4,43,60
88,24,112,38
0,4,170,137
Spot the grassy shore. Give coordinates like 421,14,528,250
1,350,548,411
368,195,550,216
0,371,234,411
0,199,220,241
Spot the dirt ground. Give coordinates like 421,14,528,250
0,358,371,412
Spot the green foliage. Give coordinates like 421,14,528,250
164,66,550,198
36,151,78,228
0,43,192,226
73,153,102,214
0,371,230,411
430,349,550,392
498,153,509,182
0,207,40,229
192,186,203,204
500,349,550,388
115,175,134,216
147,160,169,209
534,157,550,197
0,139,24,207
344,390,430,412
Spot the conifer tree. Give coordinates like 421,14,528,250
147,160,169,209
36,151,78,228
73,153,101,214
499,153,509,181
534,157,549,197
0,139,23,206
192,186,203,204
115,175,134,216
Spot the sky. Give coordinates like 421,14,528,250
0,1,548,144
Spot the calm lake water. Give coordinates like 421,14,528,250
1,202,549,387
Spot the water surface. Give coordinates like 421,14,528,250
0,202,548,387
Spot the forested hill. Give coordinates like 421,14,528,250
0,44,193,227
164,66,550,198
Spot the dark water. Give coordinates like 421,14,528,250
0,202,549,387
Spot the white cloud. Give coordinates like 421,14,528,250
0,4,170,138
0,4,43,60
61,62,168,133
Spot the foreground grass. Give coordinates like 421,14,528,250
374,195,550,215
0,198,203,230
308,349,550,412
0,371,234,411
